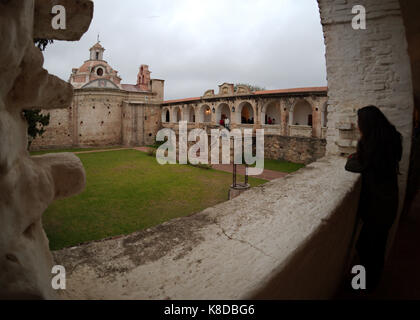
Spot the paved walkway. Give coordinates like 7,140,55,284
133,146,152,153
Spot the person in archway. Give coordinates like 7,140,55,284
345,105,402,291
220,114,225,126
224,117,230,130
268,117,272,125
272,118,276,125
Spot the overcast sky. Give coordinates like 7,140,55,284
42,0,327,100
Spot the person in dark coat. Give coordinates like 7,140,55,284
345,105,402,291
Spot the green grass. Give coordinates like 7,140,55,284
252,158,305,173
30,146,123,156
43,149,266,250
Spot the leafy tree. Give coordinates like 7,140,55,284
34,38,54,51
22,39,53,149
234,83,266,92
23,110,50,149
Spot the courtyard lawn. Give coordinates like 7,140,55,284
42,149,266,250
30,146,123,156
252,159,305,173
263,159,305,173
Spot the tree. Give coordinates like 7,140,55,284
22,39,53,149
23,110,50,149
34,38,54,51
234,83,266,92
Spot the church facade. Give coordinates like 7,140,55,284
31,42,164,149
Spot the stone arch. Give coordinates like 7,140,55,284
162,107,170,123
199,104,212,123
290,99,313,126
186,105,196,123
216,103,231,125
262,100,281,125
172,106,182,123
237,101,255,124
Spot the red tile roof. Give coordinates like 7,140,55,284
121,84,148,92
163,97,201,104
163,87,328,104
254,86,328,95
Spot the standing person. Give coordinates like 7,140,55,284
345,105,402,291
224,117,230,130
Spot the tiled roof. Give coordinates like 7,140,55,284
90,42,104,50
121,84,149,93
163,97,201,104
254,86,328,95
163,87,328,104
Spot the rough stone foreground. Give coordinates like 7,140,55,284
54,156,360,300
0,0,92,299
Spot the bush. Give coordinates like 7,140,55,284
147,148,157,157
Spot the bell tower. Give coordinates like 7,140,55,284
89,41,105,61
136,64,151,90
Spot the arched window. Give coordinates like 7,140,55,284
216,103,231,125
264,102,280,125
238,102,254,124
292,100,312,126
200,105,212,123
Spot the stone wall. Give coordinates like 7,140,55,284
265,135,326,164
30,107,74,149
31,90,162,150
74,90,124,146
318,0,415,248
122,102,161,147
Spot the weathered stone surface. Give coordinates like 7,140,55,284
264,135,326,164
0,0,91,299
53,157,360,299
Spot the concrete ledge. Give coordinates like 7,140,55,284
54,156,360,299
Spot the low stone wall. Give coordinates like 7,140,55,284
289,125,312,138
265,135,326,164
53,156,361,299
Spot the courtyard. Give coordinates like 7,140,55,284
34,148,301,250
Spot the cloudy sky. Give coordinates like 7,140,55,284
43,0,327,100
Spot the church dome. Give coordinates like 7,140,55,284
69,42,121,89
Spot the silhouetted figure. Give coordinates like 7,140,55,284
272,118,276,125
345,105,402,291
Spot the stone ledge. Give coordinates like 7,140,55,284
54,156,360,299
